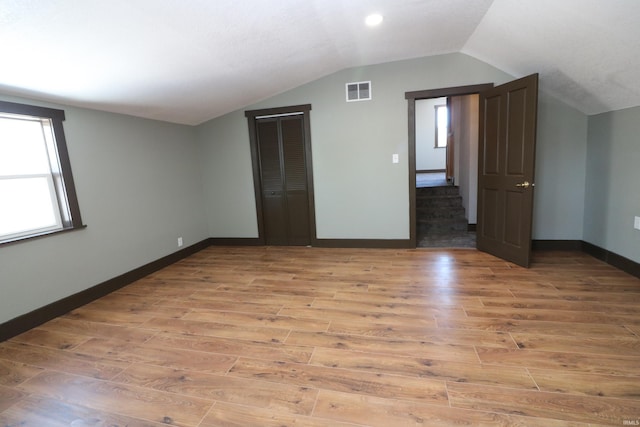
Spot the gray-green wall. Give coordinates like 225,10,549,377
197,53,589,242
0,95,208,324
584,106,640,263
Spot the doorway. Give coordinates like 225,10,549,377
407,84,493,248
245,104,317,246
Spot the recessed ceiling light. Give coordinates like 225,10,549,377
365,13,383,27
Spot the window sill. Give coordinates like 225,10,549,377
0,224,87,247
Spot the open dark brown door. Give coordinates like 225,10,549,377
477,74,538,267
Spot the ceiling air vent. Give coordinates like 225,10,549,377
346,81,371,102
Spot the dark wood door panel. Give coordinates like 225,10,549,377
479,187,500,241
281,117,307,192
504,190,524,247
482,94,501,176
257,119,283,193
477,74,538,267
286,190,310,246
262,192,288,245
506,87,527,176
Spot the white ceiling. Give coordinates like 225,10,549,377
1,0,638,125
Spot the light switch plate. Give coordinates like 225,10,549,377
634,216,640,230
392,154,399,164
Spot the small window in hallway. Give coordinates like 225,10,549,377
435,104,448,148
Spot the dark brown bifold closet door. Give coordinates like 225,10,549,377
256,114,310,246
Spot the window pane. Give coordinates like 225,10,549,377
359,82,370,99
0,177,61,237
436,106,448,147
0,117,51,176
347,84,358,100
438,126,448,147
437,106,448,128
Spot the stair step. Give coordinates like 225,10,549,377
417,218,468,233
416,195,463,208
416,186,460,196
417,231,476,248
416,206,465,219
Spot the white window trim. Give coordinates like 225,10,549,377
345,81,372,102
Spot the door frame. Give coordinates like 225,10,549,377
405,84,494,247
245,104,317,246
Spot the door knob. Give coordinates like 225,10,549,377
515,181,534,189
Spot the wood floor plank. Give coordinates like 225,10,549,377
480,296,640,314
10,328,90,351
447,381,640,425
435,315,637,338
146,333,313,363
628,324,640,337
182,309,330,332
62,305,186,327
528,368,640,399
141,317,291,343
511,289,640,304
0,395,168,427
113,363,318,415
200,401,362,427
509,332,640,356
0,341,128,380
37,317,157,343
309,347,538,390
189,289,317,307
477,346,640,377
279,306,437,328
464,306,615,324
310,296,467,317
0,359,44,387
19,370,212,427
333,289,485,307
217,283,338,298
367,284,515,298
0,384,26,412
228,357,449,404
312,389,590,427
254,276,368,291
286,330,479,363
327,321,518,348
154,297,285,315
72,337,237,374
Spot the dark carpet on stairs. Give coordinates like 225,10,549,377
416,183,476,248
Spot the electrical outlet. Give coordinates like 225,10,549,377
392,153,399,164
178,237,183,247
634,216,640,230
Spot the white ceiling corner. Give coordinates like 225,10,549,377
462,0,640,115
0,0,638,124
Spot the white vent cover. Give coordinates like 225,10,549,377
346,81,372,102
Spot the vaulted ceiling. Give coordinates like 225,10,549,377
1,0,638,125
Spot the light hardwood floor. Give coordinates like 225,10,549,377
1,246,639,426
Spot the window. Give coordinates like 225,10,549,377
346,81,372,102
0,101,83,244
435,104,448,148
